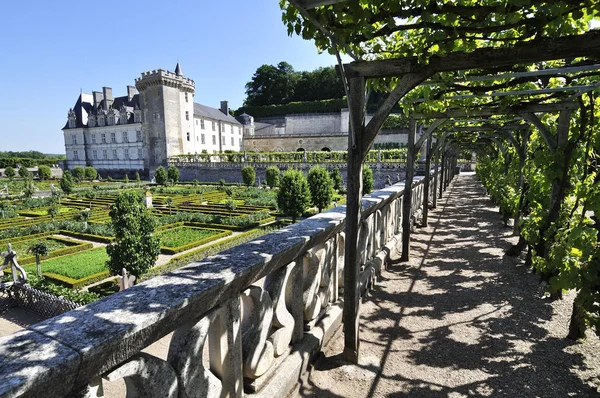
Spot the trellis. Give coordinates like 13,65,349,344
285,0,600,362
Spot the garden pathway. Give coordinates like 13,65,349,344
298,172,600,397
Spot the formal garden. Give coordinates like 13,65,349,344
0,163,354,308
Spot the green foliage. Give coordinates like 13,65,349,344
167,166,180,184
106,192,160,278
362,165,374,195
47,203,59,221
27,275,100,305
37,165,51,181
308,166,334,212
18,167,30,179
135,172,141,183
155,166,167,186
158,227,222,248
330,167,343,191
4,166,15,180
241,166,256,187
73,166,84,182
124,174,129,184
277,169,311,223
265,166,281,188
85,166,97,182
238,98,347,118
60,170,74,194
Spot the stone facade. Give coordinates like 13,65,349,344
62,63,243,177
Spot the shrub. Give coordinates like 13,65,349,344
308,166,334,212
60,170,74,194
330,167,343,191
38,165,51,181
4,166,15,180
154,166,167,186
18,167,31,179
277,169,311,223
363,165,374,195
73,166,85,182
85,166,98,182
241,166,256,187
167,166,180,184
266,166,280,188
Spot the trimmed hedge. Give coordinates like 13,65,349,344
18,241,94,266
0,231,55,246
58,230,114,243
159,228,232,255
235,98,347,118
43,270,110,290
141,222,285,281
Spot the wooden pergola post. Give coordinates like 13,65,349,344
401,118,417,261
422,134,433,227
432,144,439,208
342,76,366,363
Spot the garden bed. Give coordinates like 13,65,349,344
157,226,231,254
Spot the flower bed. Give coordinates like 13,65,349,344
157,226,231,255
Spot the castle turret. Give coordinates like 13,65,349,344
135,64,195,172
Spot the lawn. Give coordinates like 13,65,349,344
26,247,109,280
158,227,222,248
10,238,69,256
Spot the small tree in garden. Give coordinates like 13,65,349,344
265,166,280,189
193,179,199,193
242,166,256,187
60,170,74,194
106,191,160,278
135,172,141,184
166,198,173,215
18,167,31,179
22,177,36,199
363,165,374,195
277,169,311,223
85,166,97,182
73,166,85,183
79,209,91,228
28,242,48,278
47,203,59,221
167,166,180,185
308,165,334,212
154,166,167,186
225,196,237,216
330,167,343,191
38,165,52,181
4,166,15,181
124,174,129,184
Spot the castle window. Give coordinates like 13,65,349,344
185,93,188,102
101,133,106,144
231,137,234,146
201,134,205,144
136,131,142,142
238,126,241,135
212,135,216,145
186,111,189,121
212,121,215,131
186,132,190,141
222,136,226,145
154,112,159,121
239,138,242,146
138,148,142,159
111,133,116,143
92,134,96,144
73,150,79,160
72,135,77,145
112,149,117,159
201,119,205,129
124,148,129,159
231,125,234,134
122,132,128,143
195,120,198,125
68,119,76,128
103,150,107,159
93,150,98,160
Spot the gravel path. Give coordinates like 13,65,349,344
300,172,600,397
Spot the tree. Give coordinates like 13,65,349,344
167,166,180,185
85,166,97,182
22,177,36,199
38,165,51,181
73,166,85,183
166,198,173,215
225,196,237,216
330,168,343,191
308,166,334,212
60,170,74,194
124,174,129,184
18,167,30,179
28,242,48,278
47,203,59,221
135,172,141,184
277,169,311,223
244,62,297,106
291,67,344,102
265,166,280,189
362,165,374,195
4,166,15,181
79,209,91,229
241,166,256,187
106,191,160,278
154,166,167,186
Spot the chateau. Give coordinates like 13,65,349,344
62,63,247,177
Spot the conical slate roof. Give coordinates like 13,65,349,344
175,62,183,76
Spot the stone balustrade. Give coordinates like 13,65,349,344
0,176,430,398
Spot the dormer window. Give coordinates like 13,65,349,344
72,135,77,145
67,108,76,128
185,93,188,102
108,115,115,126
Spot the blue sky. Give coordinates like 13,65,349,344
0,1,341,154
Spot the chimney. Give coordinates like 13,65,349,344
127,85,138,101
93,91,104,109
220,101,229,116
103,87,113,110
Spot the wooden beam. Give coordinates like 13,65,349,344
422,134,433,227
344,30,600,79
401,119,417,261
413,101,579,119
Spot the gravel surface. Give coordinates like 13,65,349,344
299,172,600,398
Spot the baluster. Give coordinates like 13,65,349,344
240,286,274,379
264,262,296,356
335,232,345,301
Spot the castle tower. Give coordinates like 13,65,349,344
135,62,195,173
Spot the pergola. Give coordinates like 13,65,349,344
285,0,600,363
